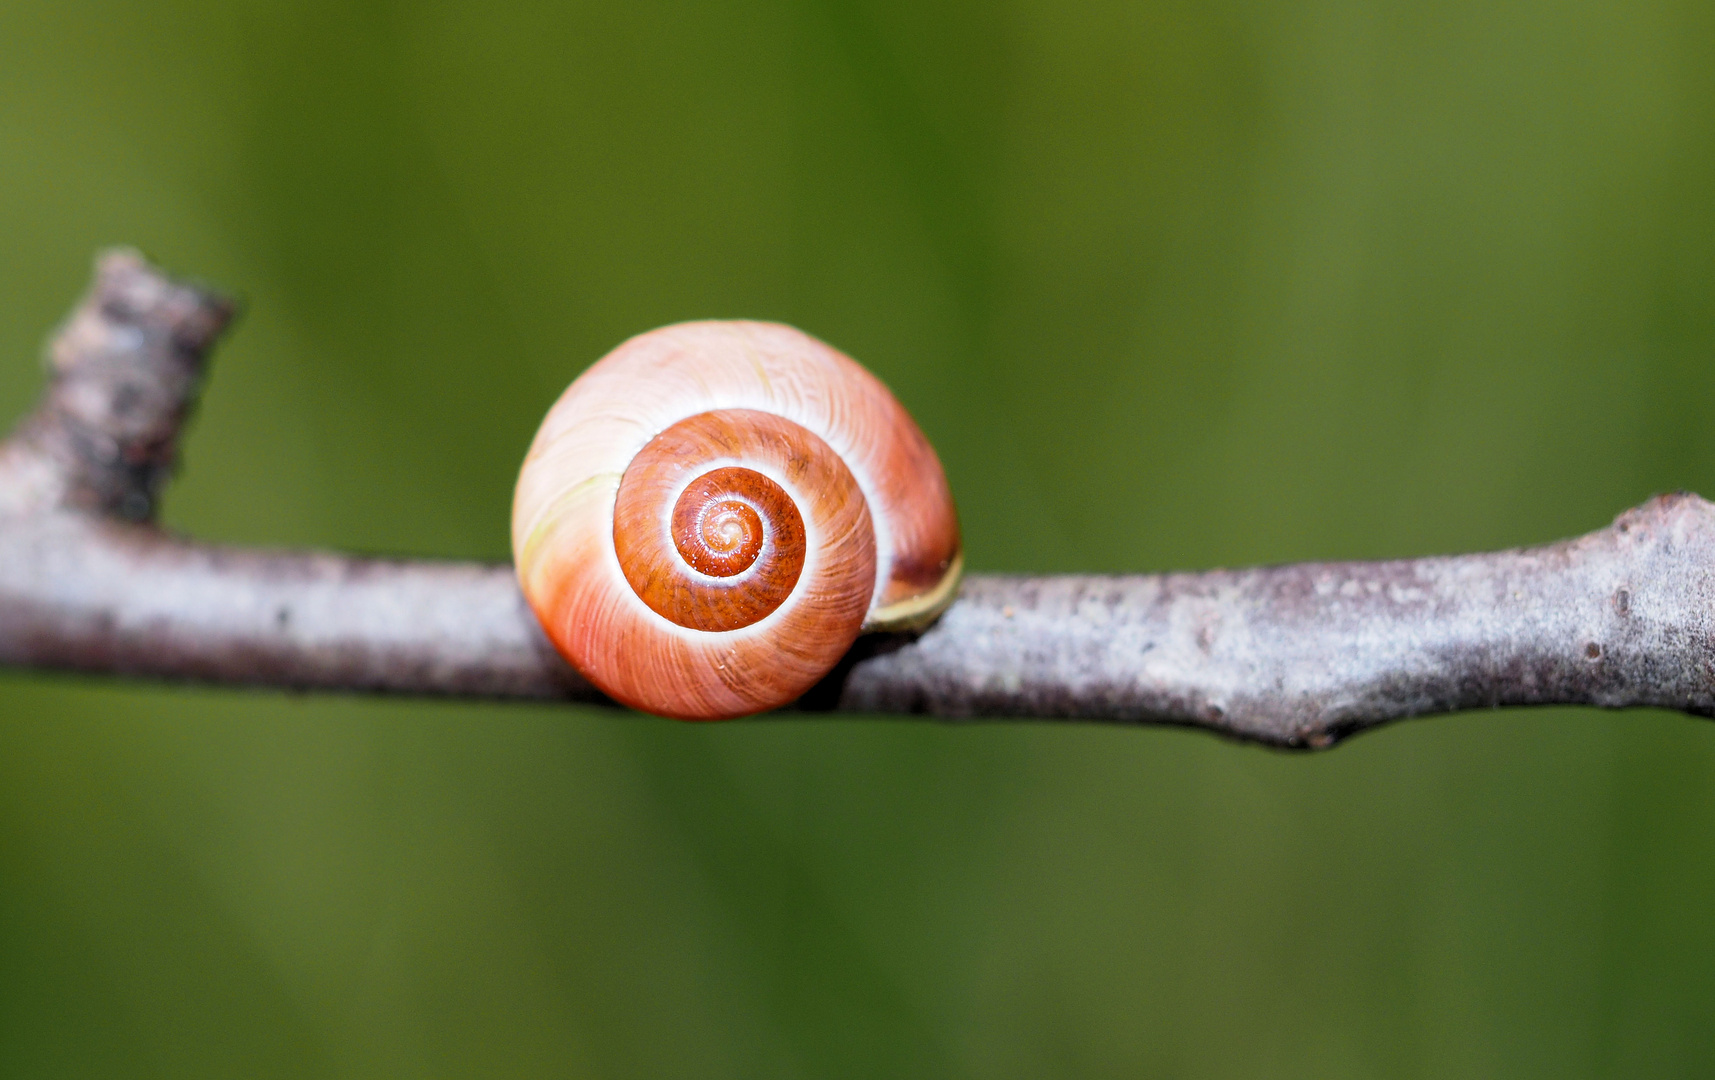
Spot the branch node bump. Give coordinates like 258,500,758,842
13,248,234,521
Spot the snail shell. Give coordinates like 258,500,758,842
513,321,962,720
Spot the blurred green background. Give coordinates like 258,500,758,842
2,0,1715,1076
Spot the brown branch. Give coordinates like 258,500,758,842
3,251,1713,748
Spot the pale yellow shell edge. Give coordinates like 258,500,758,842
862,549,963,632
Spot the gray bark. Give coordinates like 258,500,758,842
3,250,1711,748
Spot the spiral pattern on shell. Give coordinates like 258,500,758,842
513,321,962,720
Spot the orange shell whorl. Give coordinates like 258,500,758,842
513,321,961,720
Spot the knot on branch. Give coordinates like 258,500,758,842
6,249,233,521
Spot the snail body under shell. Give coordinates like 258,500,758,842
513,321,962,720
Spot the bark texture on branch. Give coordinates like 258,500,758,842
2,251,1712,748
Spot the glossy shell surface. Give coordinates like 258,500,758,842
513,321,961,719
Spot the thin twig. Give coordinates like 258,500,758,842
2,251,1711,748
